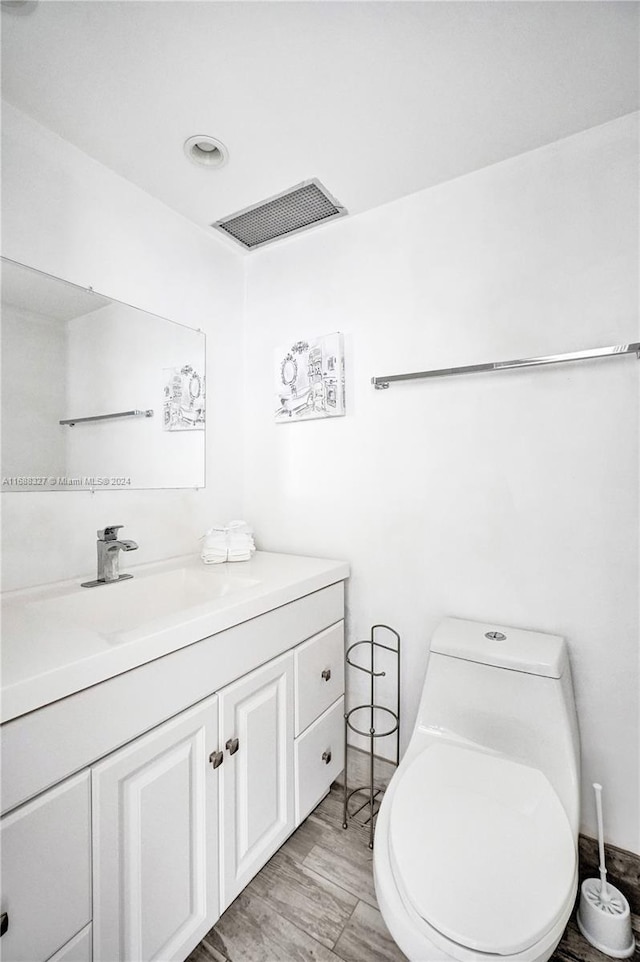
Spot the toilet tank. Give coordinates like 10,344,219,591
417,618,581,832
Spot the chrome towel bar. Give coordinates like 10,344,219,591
372,342,640,390
60,409,154,426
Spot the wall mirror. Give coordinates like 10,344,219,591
1,258,206,491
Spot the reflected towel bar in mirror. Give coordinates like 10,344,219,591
60,409,154,426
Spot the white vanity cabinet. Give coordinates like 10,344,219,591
1,566,347,962
92,696,221,962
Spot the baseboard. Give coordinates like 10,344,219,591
579,834,640,916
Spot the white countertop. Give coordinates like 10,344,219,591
1,551,349,724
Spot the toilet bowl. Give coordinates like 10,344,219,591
373,617,580,962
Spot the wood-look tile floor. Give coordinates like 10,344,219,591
187,779,639,962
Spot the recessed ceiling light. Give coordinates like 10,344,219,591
184,135,228,169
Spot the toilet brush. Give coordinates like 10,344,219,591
576,784,636,958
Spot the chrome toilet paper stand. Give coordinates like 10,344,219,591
342,625,400,849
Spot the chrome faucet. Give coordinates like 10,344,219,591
81,525,138,587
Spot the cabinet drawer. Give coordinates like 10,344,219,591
294,622,344,736
295,697,344,824
46,925,92,962
0,772,91,962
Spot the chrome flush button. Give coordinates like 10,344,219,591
485,631,507,641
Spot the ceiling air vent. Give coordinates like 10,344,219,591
211,178,347,250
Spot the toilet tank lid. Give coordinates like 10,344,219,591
431,617,567,678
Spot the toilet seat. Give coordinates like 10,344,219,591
388,742,576,957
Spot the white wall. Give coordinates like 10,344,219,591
242,114,640,853
1,102,245,590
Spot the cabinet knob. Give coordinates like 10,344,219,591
322,750,332,765
226,737,239,756
0,913,8,937
209,750,224,769
321,668,331,682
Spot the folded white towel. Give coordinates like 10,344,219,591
201,520,255,564
202,528,227,545
202,552,227,564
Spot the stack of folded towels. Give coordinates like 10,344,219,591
201,520,255,564
200,524,228,564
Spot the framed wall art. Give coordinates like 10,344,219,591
275,332,345,422
163,364,205,431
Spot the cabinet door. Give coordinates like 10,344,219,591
92,696,220,962
219,652,294,910
45,925,92,962
0,772,91,962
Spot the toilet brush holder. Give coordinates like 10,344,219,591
576,783,636,959
577,878,635,958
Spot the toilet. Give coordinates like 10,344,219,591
373,617,580,962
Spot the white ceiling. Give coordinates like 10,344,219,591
2,1,638,246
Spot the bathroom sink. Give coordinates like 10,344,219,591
1,551,350,724
28,566,261,636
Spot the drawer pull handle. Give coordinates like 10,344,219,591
226,737,239,756
321,668,331,682
209,750,224,769
0,913,8,937
322,750,332,765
